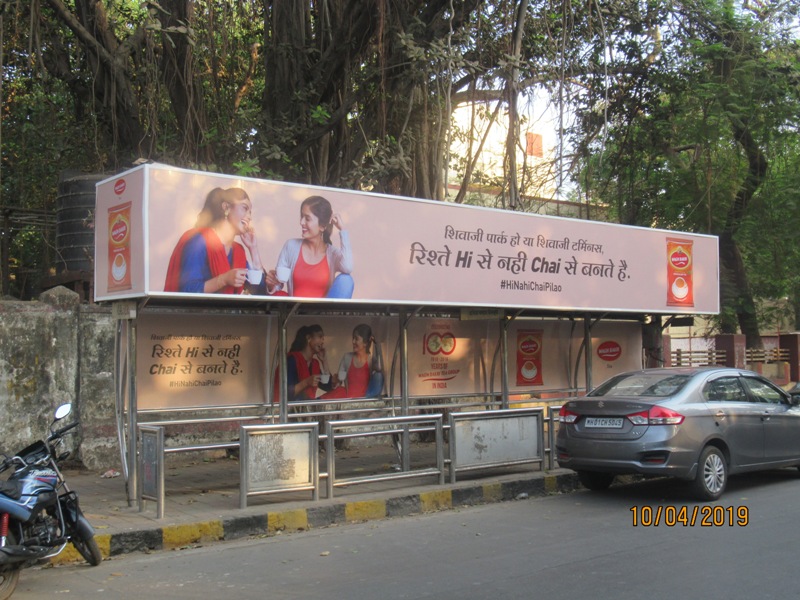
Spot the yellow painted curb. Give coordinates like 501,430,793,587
345,499,387,522
268,509,309,534
162,520,224,549
482,483,503,503
47,533,112,566
49,544,83,565
420,490,452,513
94,533,112,558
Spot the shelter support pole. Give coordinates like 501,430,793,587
278,304,300,423
500,312,510,409
584,315,593,392
399,309,411,471
126,317,138,506
114,319,132,505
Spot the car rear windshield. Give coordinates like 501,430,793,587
588,373,692,398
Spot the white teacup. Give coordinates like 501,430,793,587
247,269,263,284
319,372,330,384
276,266,291,284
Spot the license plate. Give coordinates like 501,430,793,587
584,417,624,428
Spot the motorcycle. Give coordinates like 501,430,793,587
0,404,101,599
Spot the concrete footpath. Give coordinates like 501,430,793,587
56,443,581,564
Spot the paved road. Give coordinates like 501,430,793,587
13,469,800,599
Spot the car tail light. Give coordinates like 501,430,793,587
628,406,685,426
559,406,579,424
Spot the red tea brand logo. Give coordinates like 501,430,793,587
114,178,127,195
423,332,456,355
519,336,540,355
597,340,622,362
669,247,691,270
110,215,129,244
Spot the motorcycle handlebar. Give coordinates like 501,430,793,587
50,421,80,440
6,456,30,468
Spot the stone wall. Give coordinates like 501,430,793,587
0,287,118,471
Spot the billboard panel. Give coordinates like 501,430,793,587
136,312,269,410
96,163,719,314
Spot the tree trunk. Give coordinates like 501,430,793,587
43,0,150,162
159,1,214,165
718,231,762,348
642,316,665,368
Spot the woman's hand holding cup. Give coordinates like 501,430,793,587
223,268,247,288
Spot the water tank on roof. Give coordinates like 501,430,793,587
55,172,106,274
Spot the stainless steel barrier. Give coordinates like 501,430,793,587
240,423,319,508
325,414,445,499
137,425,165,519
448,408,544,482
547,405,562,470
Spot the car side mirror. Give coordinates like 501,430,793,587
790,393,800,407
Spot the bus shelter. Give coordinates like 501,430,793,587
95,164,719,506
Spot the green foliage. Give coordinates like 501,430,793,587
232,158,262,178
571,0,800,334
309,105,331,125
1,0,798,327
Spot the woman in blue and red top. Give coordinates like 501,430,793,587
265,195,354,298
164,187,266,294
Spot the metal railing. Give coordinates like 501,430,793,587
745,347,790,364
671,347,791,368
546,405,562,471
324,415,445,499
670,349,726,367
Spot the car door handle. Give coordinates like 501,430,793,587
715,410,726,418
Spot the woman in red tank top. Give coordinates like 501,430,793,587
265,196,354,298
323,324,382,399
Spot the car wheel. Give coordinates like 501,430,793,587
692,446,727,501
577,470,615,491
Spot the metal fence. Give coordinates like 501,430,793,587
745,347,790,364
670,347,791,368
670,349,727,367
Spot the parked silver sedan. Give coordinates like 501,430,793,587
556,367,800,500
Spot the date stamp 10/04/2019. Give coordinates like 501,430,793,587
630,505,749,527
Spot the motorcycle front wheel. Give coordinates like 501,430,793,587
60,492,103,566
71,535,102,566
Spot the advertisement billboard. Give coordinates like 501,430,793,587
95,163,719,314
130,311,641,410
136,312,269,410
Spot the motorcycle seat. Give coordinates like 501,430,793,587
0,480,23,500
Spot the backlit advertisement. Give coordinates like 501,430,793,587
95,163,719,314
